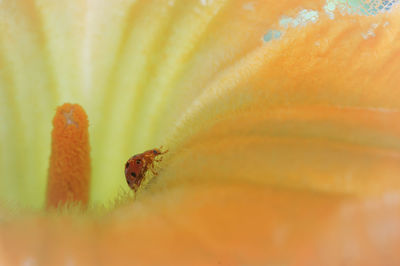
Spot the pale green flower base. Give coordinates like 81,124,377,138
0,0,397,210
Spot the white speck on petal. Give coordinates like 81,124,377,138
323,0,399,17
262,29,281,42
279,9,319,28
362,23,379,39
263,9,318,43
324,1,336,19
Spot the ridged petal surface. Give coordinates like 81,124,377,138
0,0,400,264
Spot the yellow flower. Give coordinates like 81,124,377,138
1,0,400,264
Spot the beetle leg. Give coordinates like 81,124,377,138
159,146,168,154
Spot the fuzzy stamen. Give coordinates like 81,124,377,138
46,103,91,209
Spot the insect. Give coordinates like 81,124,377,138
124,147,168,192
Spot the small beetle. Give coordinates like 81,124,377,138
124,147,168,192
